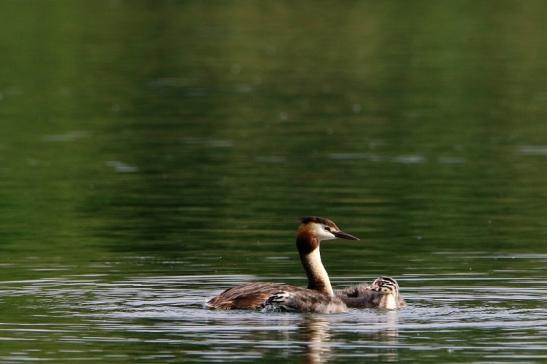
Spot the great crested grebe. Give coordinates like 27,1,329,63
207,216,405,313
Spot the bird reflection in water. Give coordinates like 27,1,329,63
299,316,332,364
296,311,400,364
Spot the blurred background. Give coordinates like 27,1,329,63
1,1,546,362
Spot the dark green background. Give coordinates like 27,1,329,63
1,1,546,362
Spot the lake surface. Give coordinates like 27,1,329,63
1,1,547,362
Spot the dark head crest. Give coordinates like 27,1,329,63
300,216,337,228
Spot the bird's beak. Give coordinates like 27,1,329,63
333,230,360,240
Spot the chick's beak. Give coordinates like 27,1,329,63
333,230,360,240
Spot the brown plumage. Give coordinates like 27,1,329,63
207,217,405,313
207,282,308,310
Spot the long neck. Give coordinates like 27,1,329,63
297,236,334,296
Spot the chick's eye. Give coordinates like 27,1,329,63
324,226,331,232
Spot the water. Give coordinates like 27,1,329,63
2,270,547,363
1,0,547,362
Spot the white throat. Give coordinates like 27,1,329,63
303,248,334,296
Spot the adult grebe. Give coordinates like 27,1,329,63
207,216,404,313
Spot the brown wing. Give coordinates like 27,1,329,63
207,282,306,310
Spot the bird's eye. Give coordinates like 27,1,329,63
324,226,331,232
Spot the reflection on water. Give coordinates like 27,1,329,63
1,263,546,363
300,317,332,364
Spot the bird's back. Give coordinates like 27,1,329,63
207,282,308,310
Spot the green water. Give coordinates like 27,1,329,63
1,1,547,362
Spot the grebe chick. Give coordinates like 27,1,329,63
336,276,406,310
207,216,358,311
